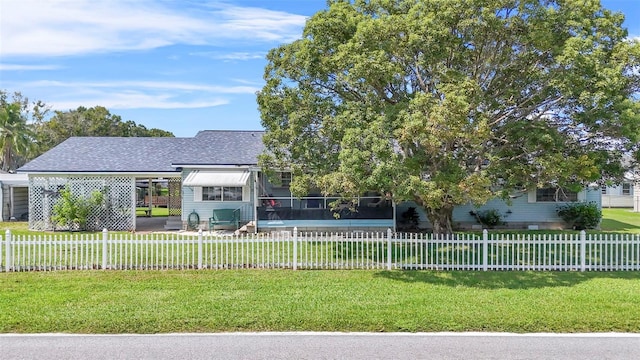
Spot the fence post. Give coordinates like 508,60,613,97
198,229,203,270
580,230,586,272
5,230,11,272
387,228,392,270
293,227,298,271
102,228,108,270
482,229,488,271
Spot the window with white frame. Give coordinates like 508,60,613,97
278,172,292,187
535,187,578,202
201,186,243,201
622,183,632,196
601,185,607,194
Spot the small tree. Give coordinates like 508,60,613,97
51,186,105,231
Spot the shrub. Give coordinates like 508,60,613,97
470,209,502,228
400,207,420,230
556,202,601,230
51,186,105,231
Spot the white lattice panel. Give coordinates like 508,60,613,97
167,177,182,217
29,176,135,231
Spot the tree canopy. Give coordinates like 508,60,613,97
0,91,47,172
33,106,174,156
0,90,175,171
258,0,640,233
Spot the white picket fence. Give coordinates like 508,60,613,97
2,229,640,272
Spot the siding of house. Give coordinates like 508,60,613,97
11,187,28,220
601,183,634,208
1,185,29,221
181,169,256,229
397,188,601,230
0,173,29,221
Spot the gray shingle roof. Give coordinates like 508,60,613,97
173,131,265,166
18,130,265,173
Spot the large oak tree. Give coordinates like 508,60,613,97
258,0,640,233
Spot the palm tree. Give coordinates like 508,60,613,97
0,102,35,172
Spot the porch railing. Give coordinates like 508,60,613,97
257,195,393,220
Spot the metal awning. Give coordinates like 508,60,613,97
183,170,250,187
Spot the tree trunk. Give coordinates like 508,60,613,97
424,205,454,234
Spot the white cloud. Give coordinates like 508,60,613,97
49,92,230,111
24,80,260,94
0,0,308,57
0,64,62,71
16,79,255,110
190,51,266,61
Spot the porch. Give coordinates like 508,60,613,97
256,195,395,231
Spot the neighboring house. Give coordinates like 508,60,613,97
0,172,29,221
18,130,601,232
601,182,635,208
628,170,640,212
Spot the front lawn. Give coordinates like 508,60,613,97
1,270,638,333
600,208,640,233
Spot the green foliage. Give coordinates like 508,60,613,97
556,202,602,230
471,209,503,228
1,91,174,164
0,90,47,171
258,0,640,234
399,206,420,231
51,186,105,231
32,106,174,156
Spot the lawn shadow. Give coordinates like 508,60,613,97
373,270,640,290
599,218,639,233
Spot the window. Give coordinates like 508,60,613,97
536,188,578,202
202,186,243,201
601,185,607,194
622,183,632,196
279,172,292,187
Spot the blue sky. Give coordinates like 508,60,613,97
1,0,638,138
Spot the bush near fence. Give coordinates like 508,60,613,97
2,229,640,272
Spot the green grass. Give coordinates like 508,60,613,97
600,208,640,233
136,207,169,217
1,270,639,333
1,209,639,334
3,207,638,236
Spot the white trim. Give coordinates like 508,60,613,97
0,184,3,221
183,170,250,187
528,187,584,203
171,164,254,169
194,187,203,202
21,172,180,178
194,186,247,202
0,173,28,186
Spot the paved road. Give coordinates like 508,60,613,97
1,332,639,360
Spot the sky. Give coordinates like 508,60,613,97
1,0,639,138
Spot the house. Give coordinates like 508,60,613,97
18,130,601,232
601,182,635,208
18,130,393,232
0,172,29,221
397,186,602,231
627,169,640,212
